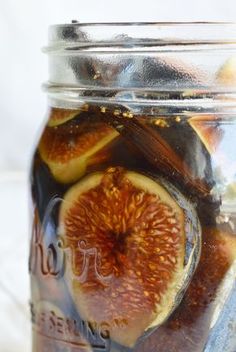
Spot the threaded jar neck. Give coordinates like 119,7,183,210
44,22,236,111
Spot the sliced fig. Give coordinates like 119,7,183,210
59,167,201,347
188,115,224,154
217,57,236,86
39,121,119,183
136,227,236,352
47,107,81,127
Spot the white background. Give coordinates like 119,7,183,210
0,1,236,351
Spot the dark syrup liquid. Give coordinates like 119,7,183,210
30,105,236,352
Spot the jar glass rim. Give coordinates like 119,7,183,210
45,21,236,104
52,21,236,27
47,22,236,49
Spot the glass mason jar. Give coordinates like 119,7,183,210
29,23,236,352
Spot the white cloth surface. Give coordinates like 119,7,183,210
0,174,30,352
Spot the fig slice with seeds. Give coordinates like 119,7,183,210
39,122,119,183
59,167,201,347
136,227,236,352
47,107,81,127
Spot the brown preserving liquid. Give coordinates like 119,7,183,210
30,104,236,352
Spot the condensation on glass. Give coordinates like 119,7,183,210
29,22,236,352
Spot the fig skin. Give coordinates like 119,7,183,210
38,120,119,184
136,227,236,352
149,115,214,186
188,115,224,155
59,167,200,348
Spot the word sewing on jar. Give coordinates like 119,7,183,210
30,302,111,350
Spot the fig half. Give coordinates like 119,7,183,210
136,227,236,352
59,167,201,347
39,121,119,183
